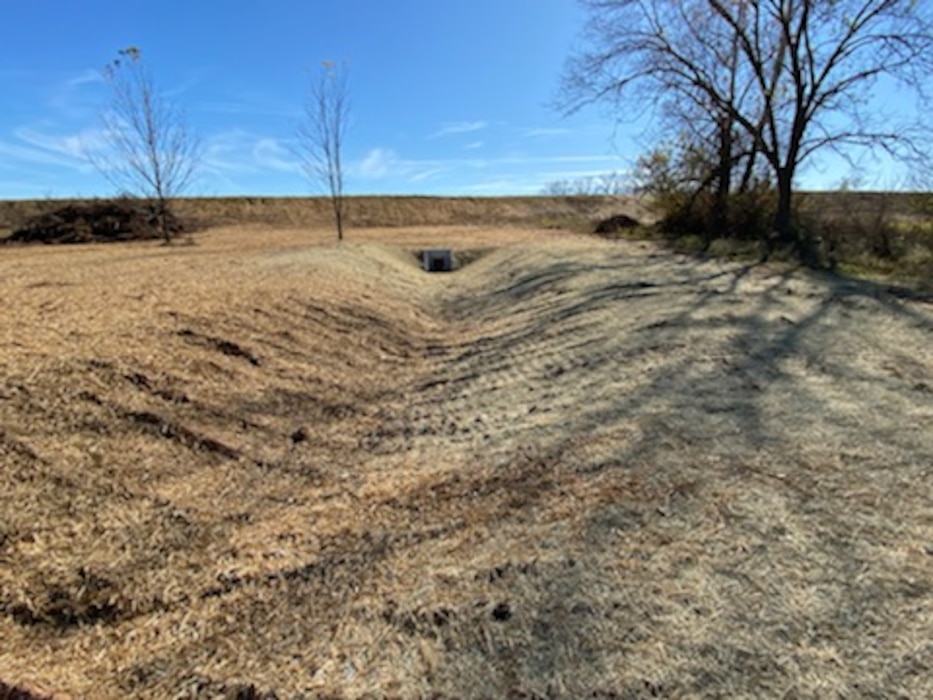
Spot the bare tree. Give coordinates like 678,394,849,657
562,0,933,253
542,171,629,196
295,61,350,242
91,47,200,244
561,2,751,246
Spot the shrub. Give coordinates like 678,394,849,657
796,193,932,286
633,142,778,251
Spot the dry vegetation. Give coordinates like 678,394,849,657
0,195,640,236
0,199,931,698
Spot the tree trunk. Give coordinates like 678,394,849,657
159,198,171,245
772,165,823,267
150,198,172,245
710,116,733,250
739,145,759,193
773,167,794,248
333,196,344,242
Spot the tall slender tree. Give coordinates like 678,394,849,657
91,47,201,244
295,61,351,242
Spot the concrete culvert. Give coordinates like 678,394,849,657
421,249,454,272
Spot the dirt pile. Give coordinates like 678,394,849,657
594,212,641,235
5,200,184,245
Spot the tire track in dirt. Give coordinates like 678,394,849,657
357,248,756,465
344,244,933,698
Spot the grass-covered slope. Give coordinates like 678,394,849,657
0,224,930,697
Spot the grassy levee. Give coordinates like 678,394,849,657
0,194,646,234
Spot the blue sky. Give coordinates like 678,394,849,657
0,1,910,199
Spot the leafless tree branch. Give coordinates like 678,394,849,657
560,0,933,246
294,61,350,242
88,47,201,244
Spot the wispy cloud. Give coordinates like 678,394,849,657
0,70,109,194
202,129,301,177
358,147,396,178
355,148,621,175
409,167,448,183
15,126,103,160
521,127,572,138
49,70,105,114
349,145,627,194
66,69,103,89
428,120,487,139
202,129,251,171
355,147,451,183
253,138,300,173
455,177,542,195
464,141,484,150
0,140,73,170
0,126,103,171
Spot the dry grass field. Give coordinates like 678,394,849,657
1,203,931,697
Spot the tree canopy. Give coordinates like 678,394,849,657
562,0,933,250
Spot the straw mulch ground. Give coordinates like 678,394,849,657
0,222,931,697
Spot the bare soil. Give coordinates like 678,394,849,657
0,220,931,698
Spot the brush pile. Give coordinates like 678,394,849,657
594,212,641,235
5,199,183,244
